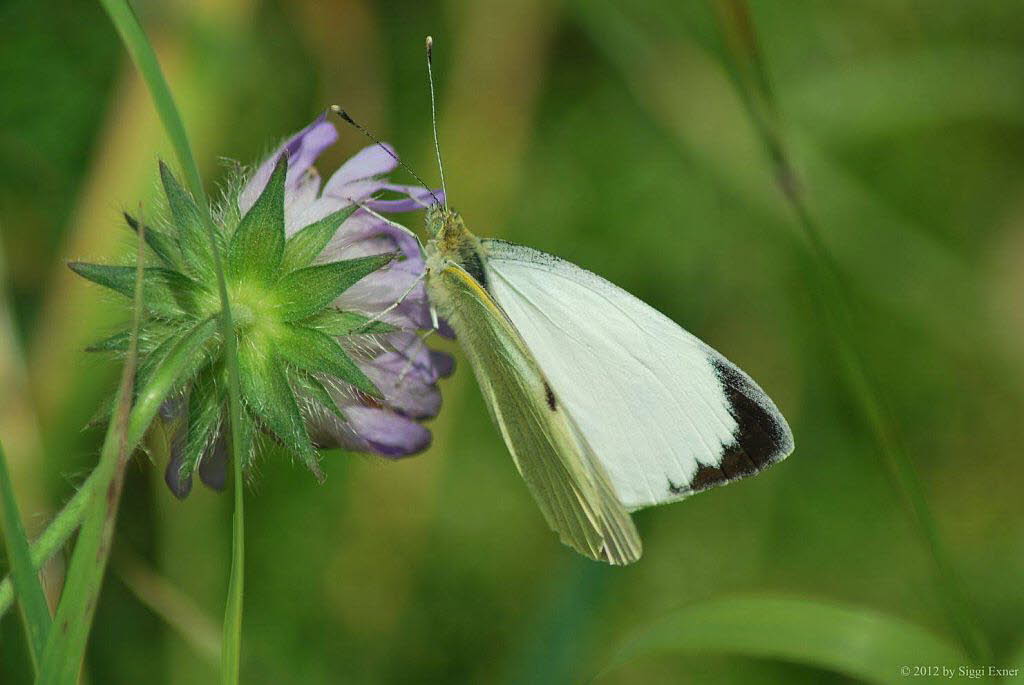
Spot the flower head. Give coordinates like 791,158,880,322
74,114,451,498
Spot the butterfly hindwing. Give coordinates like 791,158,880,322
428,261,642,564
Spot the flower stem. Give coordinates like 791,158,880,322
222,435,244,682
711,0,990,664
97,1,248,680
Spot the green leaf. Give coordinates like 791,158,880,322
180,367,222,481
228,155,287,284
159,161,215,280
124,212,182,269
86,330,131,352
280,205,358,273
131,332,182,407
127,317,219,446
88,321,179,355
274,254,396,322
291,371,345,420
303,309,397,336
68,262,207,318
599,595,969,684
237,345,322,480
0,439,52,671
276,324,380,398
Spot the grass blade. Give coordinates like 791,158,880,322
37,405,131,683
709,0,990,663
37,217,147,684
0,472,99,618
0,438,52,670
97,3,250,679
599,595,970,683
98,0,206,211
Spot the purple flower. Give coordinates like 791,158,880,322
239,114,453,459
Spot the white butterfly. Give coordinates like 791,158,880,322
333,36,794,563
421,207,794,565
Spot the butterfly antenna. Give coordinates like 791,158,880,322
425,36,448,209
329,105,441,207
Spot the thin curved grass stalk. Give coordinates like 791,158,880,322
0,438,52,671
37,217,146,683
113,551,221,666
710,0,990,664
97,1,247,681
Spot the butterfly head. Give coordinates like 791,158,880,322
425,203,464,239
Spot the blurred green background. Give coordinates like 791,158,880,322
2,0,1023,682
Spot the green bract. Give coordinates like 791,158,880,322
72,157,397,484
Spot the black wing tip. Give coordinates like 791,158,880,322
713,358,794,459
673,359,794,497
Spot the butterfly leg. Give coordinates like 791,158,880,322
350,202,427,253
355,270,427,331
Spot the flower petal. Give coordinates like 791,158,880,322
430,350,456,378
284,167,323,232
364,184,443,212
286,195,350,236
198,433,228,491
323,178,386,205
164,449,193,499
362,354,442,418
386,332,443,383
344,405,431,457
320,210,423,262
323,142,399,193
356,335,445,419
159,395,192,498
336,269,431,329
239,114,338,214
437,318,457,339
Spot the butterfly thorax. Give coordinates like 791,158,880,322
424,204,488,287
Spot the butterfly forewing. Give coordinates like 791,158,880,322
481,239,794,511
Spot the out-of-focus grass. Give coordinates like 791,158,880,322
2,0,1023,682
597,594,967,683
0,437,51,671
